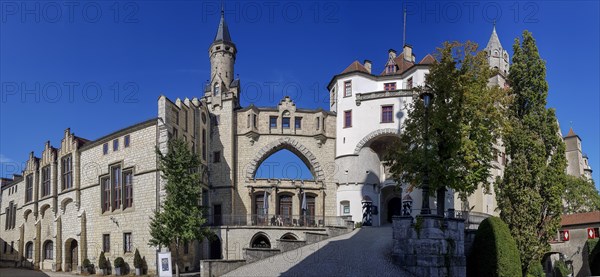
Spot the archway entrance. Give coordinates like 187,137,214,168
65,239,78,272
387,197,402,223
209,236,222,260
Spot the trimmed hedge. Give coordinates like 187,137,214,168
468,216,521,277
527,262,544,277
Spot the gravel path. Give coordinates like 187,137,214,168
224,226,411,277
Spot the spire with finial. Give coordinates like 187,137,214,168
214,0,232,43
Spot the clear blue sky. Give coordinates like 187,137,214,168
1,1,598,186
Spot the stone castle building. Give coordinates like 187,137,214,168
0,13,593,275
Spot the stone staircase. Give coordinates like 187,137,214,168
200,225,353,277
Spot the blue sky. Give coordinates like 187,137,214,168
1,1,598,186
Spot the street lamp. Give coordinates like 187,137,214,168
420,90,434,215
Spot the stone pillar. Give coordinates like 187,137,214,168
55,217,62,271
34,222,41,269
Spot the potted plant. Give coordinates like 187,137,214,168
98,252,108,275
82,258,91,274
134,248,143,276
114,257,125,276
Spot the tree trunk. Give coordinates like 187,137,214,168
175,243,180,277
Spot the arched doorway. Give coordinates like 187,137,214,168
209,236,222,260
387,197,402,223
64,239,78,272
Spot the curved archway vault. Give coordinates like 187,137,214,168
353,128,401,155
246,137,325,181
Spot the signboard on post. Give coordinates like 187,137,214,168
158,252,172,277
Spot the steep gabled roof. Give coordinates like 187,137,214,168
485,25,503,51
419,54,436,65
341,60,369,74
380,52,415,76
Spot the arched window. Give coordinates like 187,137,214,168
250,233,271,248
278,195,293,222
340,201,350,215
281,233,298,240
25,242,33,259
43,240,53,260
214,83,220,96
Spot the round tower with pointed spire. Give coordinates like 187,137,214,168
208,9,236,96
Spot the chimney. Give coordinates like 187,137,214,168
388,49,397,59
363,60,372,74
403,44,413,62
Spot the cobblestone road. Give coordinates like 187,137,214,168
224,226,411,277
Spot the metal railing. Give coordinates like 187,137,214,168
206,214,350,228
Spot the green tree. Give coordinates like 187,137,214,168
385,41,506,209
149,138,212,277
495,31,567,276
563,176,600,213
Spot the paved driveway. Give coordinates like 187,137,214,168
224,226,410,277
0,268,74,277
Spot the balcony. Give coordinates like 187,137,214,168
206,213,352,228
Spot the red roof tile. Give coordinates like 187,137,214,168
419,54,436,65
561,211,600,226
341,60,369,74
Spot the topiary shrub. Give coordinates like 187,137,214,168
134,248,143,269
114,257,125,268
98,252,108,270
467,216,521,277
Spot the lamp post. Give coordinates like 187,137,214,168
420,90,433,215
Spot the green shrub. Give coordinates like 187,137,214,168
82,258,91,268
98,252,108,269
355,222,362,228
467,216,521,277
553,260,570,277
527,262,544,277
114,257,125,268
589,238,600,275
134,248,143,269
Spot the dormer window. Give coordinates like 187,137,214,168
386,64,395,74
214,83,220,96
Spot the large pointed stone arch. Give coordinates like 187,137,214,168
246,137,325,181
353,128,401,154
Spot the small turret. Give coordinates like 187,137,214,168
208,9,237,98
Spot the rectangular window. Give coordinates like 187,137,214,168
42,166,50,197
123,233,132,253
183,241,189,254
112,166,122,210
174,108,179,125
316,117,320,130
26,174,33,202
124,135,130,148
269,116,277,128
124,171,133,209
294,117,302,129
213,151,221,163
282,117,290,128
113,139,119,151
202,129,207,161
184,110,188,131
406,77,413,89
253,114,258,128
101,177,110,213
344,110,352,128
381,105,394,123
11,241,14,253
103,143,109,155
61,155,73,190
384,82,397,91
343,204,350,214
103,234,110,252
172,127,178,139
344,81,352,97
